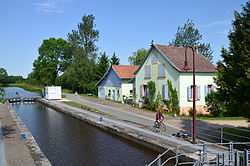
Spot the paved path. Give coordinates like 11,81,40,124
65,93,249,143
65,94,185,136
0,103,36,166
0,118,6,166
50,99,226,155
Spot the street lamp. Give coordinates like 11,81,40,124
182,45,197,144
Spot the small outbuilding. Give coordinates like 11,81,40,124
96,65,139,102
44,86,61,100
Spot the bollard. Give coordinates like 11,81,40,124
100,117,103,121
40,153,44,158
21,133,26,140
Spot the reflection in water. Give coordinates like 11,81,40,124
13,102,159,166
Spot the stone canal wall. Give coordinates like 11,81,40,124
8,103,52,166
37,99,196,162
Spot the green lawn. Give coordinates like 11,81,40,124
63,101,111,116
8,83,43,94
62,89,74,93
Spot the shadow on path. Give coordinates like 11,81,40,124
2,124,16,138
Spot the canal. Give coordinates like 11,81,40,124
6,88,160,166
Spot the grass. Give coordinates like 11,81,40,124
63,101,111,116
62,89,74,93
62,94,67,98
7,83,43,94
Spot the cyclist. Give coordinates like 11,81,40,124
155,109,164,127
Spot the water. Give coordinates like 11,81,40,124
3,87,40,99
7,87,160,166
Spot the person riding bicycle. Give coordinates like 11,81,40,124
155,110,164,127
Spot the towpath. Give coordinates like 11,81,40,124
64,93,249,142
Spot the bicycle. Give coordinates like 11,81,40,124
152,120,166,133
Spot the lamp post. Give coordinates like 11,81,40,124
182,45,197,144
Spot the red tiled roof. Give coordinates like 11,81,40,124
112,65,139,79
154,44,217,72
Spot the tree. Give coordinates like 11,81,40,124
170,19,213,62
67,14,99,56
33,38,71,85
110,52,120,65
128,48,147,65
205,91,226,117
163,80,180,115
65,14,100,94
95,52,110,80
215,1,250,118
144,81,161,111
0,68,8,84
0,86,5,103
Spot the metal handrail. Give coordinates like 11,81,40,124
146,147,175,166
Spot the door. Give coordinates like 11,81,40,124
112,90,115,100
99,88,105,98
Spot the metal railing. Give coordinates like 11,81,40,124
146,142,250,166
164,120,250,145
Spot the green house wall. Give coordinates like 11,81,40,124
134,47,180,104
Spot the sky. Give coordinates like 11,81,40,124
0,0,248,78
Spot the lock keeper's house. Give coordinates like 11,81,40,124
131,43,217,115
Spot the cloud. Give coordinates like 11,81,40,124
201,20,231,28
217,30,229,36
33,0,67,13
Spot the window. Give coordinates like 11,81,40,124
204,84,213,96
130,90,133,94
152,51,157,64
158,64,165,77
145,66,151,77
162,84,169,100
144,85,150,98
108,90,111,97
140,84,150,98
187,85,200,101
117,90,120,97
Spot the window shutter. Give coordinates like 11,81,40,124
162,85,165,99
204,85,207,97
166,85,169,99
187,86,191,100
140,85,142,97
159,64,164,76
146,87,150,98
145,66,151,77
198,85,201,100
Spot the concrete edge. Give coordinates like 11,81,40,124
7,103,52,166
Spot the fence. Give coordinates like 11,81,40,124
146,142,250,166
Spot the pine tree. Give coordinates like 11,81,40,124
215,1,250,118
95,52,110,81
110,52,120,65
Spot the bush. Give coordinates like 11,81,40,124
205,91,227,117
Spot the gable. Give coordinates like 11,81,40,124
97,68,122,87
134,44,217,75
